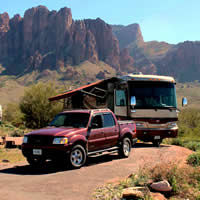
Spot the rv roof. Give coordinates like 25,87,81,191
120,74,175,83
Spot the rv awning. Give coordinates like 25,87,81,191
49,80,105,102
49,77,119,102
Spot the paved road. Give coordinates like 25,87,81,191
0,144,192,200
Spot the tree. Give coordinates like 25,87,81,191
3,103,24,127
20,82,63,129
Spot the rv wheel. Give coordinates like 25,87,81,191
152,139,162,147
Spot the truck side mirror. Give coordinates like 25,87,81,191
182,97,188,107
131,96,136,108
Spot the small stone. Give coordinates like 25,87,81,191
150,180,172,192
2,159,9,163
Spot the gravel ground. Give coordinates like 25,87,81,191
0,143,193,200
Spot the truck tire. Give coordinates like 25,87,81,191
27,157,46,167
118,137,131,158
152,139,162,147
69,145,86,168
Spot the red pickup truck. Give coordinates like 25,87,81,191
22,109,137,168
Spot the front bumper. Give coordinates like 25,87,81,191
22,144,72,160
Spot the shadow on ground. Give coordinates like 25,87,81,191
135,142,170,148
0,153,122,176
0,143,170,175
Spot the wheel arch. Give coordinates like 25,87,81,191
72,140,87,150
121,132,133,145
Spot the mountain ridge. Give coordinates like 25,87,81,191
0,5,200,83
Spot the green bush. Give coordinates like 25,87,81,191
170,138,184,146
20,82,63,129
3,103,24,127
178,108,200,137
187,152,200,167
185,142,200,151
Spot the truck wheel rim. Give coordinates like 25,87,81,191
71,149,83,166
123,141,130,156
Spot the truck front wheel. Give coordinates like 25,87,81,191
69,145,86,168
118,137,131,158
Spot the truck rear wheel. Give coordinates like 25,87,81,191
69,145,86,168
118,137,131,158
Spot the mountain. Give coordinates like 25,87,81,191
0,6,132,77
157,41,200,82
0,5,200,84
112,24,200,82
112,24,157,74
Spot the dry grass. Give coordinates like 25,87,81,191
0,147,25,163
93,162,200,200
0,61,117,107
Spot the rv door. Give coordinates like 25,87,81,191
114,90,127,117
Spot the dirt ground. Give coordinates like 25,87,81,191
0,143,193,200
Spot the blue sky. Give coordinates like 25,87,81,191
1,0,199,44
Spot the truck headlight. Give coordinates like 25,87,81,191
168,122,177,128
53,137,68,145
23,136,28,144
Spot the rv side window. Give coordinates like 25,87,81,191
115,90,127,106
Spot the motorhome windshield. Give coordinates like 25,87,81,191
128,81,177,109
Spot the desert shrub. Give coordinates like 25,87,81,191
3,103,24,127
178,108,200,137
147,163,179,193
93,163,200,200
169,138,184,146
20,82,63,129
94,173,150,200
185,141,200,151
187,152,200,167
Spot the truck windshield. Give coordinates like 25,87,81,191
49,113,90,128
129,81,177,109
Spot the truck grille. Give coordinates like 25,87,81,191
28,135,54,146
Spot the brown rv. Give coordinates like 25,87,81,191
49,74,187,147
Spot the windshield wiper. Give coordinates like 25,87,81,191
160,105,177,110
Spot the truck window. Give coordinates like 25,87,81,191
49,113,90,128
115,90,127,106
91,115,103,129
103,114,115,127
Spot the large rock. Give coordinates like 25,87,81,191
150,192,167,200
150,180,172,192
122,186,149,199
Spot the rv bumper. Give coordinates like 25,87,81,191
136,127,178,142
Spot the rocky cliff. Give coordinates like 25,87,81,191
157,41,200,82
0,6,123,75
1,6,200,82
112,24,157,74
